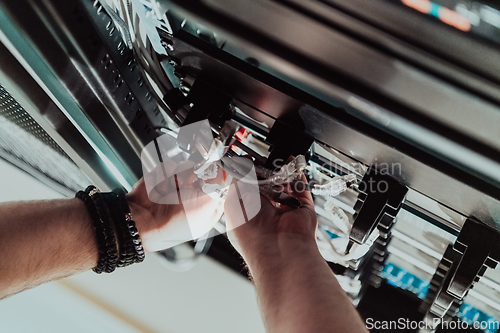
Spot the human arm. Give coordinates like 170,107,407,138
0,198,98,299
224,177,368,333
0,160,224,300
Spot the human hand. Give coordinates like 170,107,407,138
224,171,318,264
224,160,369,333
126,160,226,252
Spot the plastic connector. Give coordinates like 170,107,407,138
254,155,307,185
323,198,351,235
312,174,357,197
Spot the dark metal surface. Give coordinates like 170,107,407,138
324,0,500,86
165,0,500,188
422,218,500,320
163,28,500,228
279,0,500,105
265,120,314,169
350,166,408,245
0,0,138,188
0,86,68,158
0,41,119,191
421,245,463,323
0,85,93,194
0,0,172,190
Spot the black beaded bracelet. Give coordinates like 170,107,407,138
76,187,115,274
103,191,145,267
87,187,119,274
112,189,145,263
76,186,145,273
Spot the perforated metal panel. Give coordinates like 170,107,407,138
0,85,92,194
0,85,69,157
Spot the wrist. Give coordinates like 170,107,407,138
243,234,320,270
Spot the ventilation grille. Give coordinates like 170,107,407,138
0,85,92,194
0,85,70,157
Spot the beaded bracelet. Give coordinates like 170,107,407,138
87,186,119,273
76,187,115,274
103,190,145,267
113,189,145,263
75,186,145,273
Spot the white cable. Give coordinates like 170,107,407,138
220,154,307,186
317,199,377,263
317,225,378,262
323,198,351,235
311,174,357,197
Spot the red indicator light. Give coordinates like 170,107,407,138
402,0,431,14
439,7,472,31
402,0,471,31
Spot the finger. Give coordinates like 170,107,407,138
204,165,229,186
288,173,315,208
131,177,143,191
210,200,225,225
276,202,295,213
279,155,313,203
225,179,269,231
224,180,248,231
174,160,197,187
174,159,195,174
154,179,171,196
